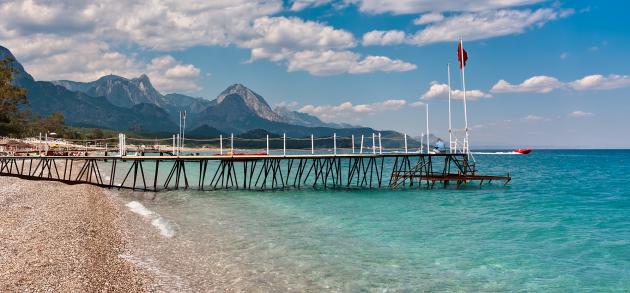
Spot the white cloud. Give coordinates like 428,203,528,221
348,0,545,14
523,114,546,121
299,99,407,121
287,50,416,75
420,82,491,101
409,8,570,45
244,16,356,61
569,74,630,91
146,56,202,93
491,74,630,94
362,30,406,46
2,34,143,82
0,0,286,88
410,100,425,107
2,34,201,93
560,52,568,59
491,76,563,93
568,111,593,118
350,55,417,73
274,101,300,109
0,0,94,35
413,13,444,25
243,17,414,75
1,0,416,80
290,0,333,11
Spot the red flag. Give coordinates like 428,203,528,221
457,41,468,69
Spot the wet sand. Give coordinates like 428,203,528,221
0,176,158,291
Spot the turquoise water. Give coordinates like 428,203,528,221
123,150,630,291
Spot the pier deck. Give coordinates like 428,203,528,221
0,153,510,191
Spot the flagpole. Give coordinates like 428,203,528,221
426,104,430,154
447,63,453,154
459,38,470,155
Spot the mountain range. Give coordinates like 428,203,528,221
1,45,427,146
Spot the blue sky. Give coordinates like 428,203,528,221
1,0,628,147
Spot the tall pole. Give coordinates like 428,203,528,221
448,63,453,154
404,133,408,154
426,104,430,154
372,133,376,154
378,133,382,154
283,133,286,156
178,111,182,154
172,134,175,155
220,134,223,155
460,38,470,154
351,134,355,154
230,133,234,155
182,111,186,152
420,132,424,154
360,135,364,154
266,134,270,155
310,134,314,155
333,133,337,155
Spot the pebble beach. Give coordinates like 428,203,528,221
0,176,157,291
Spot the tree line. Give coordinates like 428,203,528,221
0,58,110,140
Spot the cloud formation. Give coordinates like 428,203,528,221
299,99,407,121
413,13,444,25
409,8,569,45
286,50,416,75
523,114,546,121
568,110,593,118
491,74,630,93
349,0,545,14
420,82,492,101
290,0,333,11
362,30,407,46
362,8,571,47
491,76,563,93
0,0,417,87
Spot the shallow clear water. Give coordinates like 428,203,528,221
121,150,630,291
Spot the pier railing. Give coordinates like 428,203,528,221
5,132,465,157
0,152,510,191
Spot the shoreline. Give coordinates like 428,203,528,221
0,176,159,291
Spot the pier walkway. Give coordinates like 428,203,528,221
0,152,510,191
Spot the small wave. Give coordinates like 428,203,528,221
151,217,176,237
126,201,176,238
126,201,154,217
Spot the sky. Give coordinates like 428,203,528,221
1,0,628,148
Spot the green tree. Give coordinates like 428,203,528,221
36,112,65,133
89,128,104,139
0,57,28,135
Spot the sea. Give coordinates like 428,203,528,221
117,150,630,291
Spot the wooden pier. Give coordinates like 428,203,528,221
0,153,510,191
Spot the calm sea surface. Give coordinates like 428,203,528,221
120,150,630,291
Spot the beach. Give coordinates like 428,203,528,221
1,150,629,291
0,176,156,291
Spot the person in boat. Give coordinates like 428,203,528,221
433,139,445,153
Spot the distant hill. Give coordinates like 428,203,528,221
1,45,433,147
0,46,177,133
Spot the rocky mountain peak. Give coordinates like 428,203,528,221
0,46,35,86
216,84,281,121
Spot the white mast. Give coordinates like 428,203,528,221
426,104,430,154
178,111,182,154
420,132,424,154
447,63,453,154
459,38,470,155
182,110,186,152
